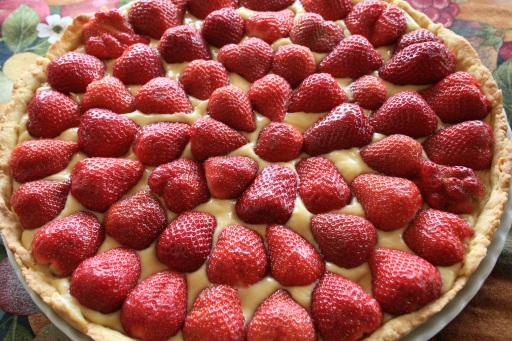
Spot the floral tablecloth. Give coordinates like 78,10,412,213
0,0,511,340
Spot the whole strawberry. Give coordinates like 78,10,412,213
302,103,374,156
319,34,383,79
360,134,423,178
183,285,246,341
157,25,211,64
202,8,245,48
242,0,295,11
27,90,80,138
156,211,217,272
80,76,135,114
236,165,298,224
246,9,295,44
352,173,422,231
128,0,185,39
10,140,79,183
368,247,442,315
301,0,352,21
247,289,316,341
112,43,165,85
32,212,104,277
148,158,210,213
311,272,382,341
121,270,187,341
11,180,70,230
207,224,268,287
70,157,144,212
414,160,485,214
104,190,167,250
204,156,259,199
78,108,139,157
422,120,493,170
266,224,325,286
70,247,141,314
311,213,377,268
403,209,474,266
47,51,105,94
289,13,344,53
349,75,388,110
188,0,239,20
255,122,303,162
393,28,442,54
249,74,292,122
179,60,230,100
370,91,438,138
134,77,193,114
132,122,190,166
296,157,351,214
207,86,256,132
288,73,346,113
271,44,316,89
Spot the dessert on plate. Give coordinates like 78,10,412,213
0,0,511,340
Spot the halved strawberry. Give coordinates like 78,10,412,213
132,122,190,167
360,134,423,178
207,86,256,132
82,8,148,59
121,270,187,340
319,34,383,79
10,140,79,183
134,77,193,114
70,247,141,314
188,0,239,20
379,41,456,85
148,158,210,213
266,224,325,286
183,285,246,341
311,272,382,341
27,90,80,138
236,165,298,224
207,224,268,287
345,0,407,47
289,12,344,53
368,247,442,315
190,118,249,162
78,108,139,157
393,28,442,54
311,213,377,268
422,120,493,170
301,0,352,21
157,25,211,64
295,157,351,214
403,209,474,266
370,91,438,138
254,122,303,162
349,75,387,110
104,190,167,250
271,44,316,88
302,103,374,156
414,160,486,214
245,9,295,44
112,43,165,85
128,0,185,39
47,51,105,94
70,157,144,212
81,76,135,114
352,173,423,231
156,211,217,272
31,212,104,277
242,0,295,11
218,37,274,83
201,8,245,48
247,289,316,341
204,156,259,199
179,60,230,100
248,74,292,122
11,180,70,230
420,71,492,123
288,73,346,113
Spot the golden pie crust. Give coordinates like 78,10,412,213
1,0,511,340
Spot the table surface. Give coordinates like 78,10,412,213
0,0,512,340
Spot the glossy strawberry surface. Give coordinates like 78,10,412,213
249,74,292,121
204,156,258,199
207,86,256,132
179,60,230,100
254,122,303,162
128,0,185,39
134,77,193,115
245,9,294,44
81,76,135,114
201,8,245,48
289,12,344,53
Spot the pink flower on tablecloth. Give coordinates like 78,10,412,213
36,14,73,44
404,0,461,28
60,0,121,18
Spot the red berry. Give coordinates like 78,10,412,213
300,0,352,21
134,77,193,114
207,86,256,132
271,44,317,88
245,9,295,44
204,156,259,199
242,0,295,11
179,60,230,100
394,28,442,54
202,8,245,48
112,43,165,85
289,13,344,53
254,122,303,162
289,73,346,113
128,0,185,39
157,25,211,64
249,74,292,122
349,75,387,110
188,0,239,20
81,76,135,114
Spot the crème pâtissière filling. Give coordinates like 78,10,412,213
1,0,511,340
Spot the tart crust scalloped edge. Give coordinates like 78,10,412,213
0,1,511,340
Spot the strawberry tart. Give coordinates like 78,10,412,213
1,0,511,340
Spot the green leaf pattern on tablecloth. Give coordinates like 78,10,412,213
4,317,33,341
2,4,40,54
493,59,512,125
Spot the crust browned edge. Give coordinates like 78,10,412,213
0,1,511,341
